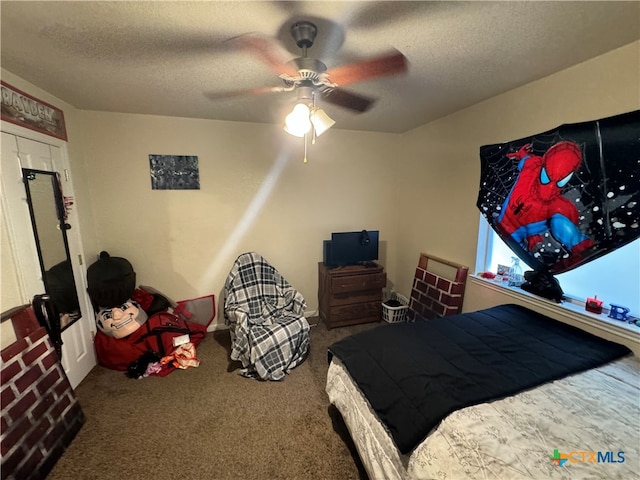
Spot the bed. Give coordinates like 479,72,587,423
326,303,640,479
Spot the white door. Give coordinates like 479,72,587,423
1,129,96,388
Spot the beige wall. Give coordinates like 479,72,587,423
393,41,640,313
2,40,638,331
74,111,400,323
1,68,400,329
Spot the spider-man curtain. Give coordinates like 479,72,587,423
477,110,640,288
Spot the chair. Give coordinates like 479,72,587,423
223,252,310,380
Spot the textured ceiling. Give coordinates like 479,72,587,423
1,1,639,133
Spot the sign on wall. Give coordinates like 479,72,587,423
0,81,67,141
149,154,200,190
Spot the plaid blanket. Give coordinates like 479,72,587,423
224,252,309,380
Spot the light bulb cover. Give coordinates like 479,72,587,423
310,108,335,136
284,103,312,137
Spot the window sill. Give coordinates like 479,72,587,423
469,275,640,345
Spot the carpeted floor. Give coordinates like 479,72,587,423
48,318,380,480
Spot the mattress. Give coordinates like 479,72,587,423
328,304,631,454
326,355,640,479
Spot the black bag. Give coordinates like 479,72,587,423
32,294,63,359
521,270,564,303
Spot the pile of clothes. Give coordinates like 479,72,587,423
87,251,214,378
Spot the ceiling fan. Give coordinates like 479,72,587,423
214,20,408,138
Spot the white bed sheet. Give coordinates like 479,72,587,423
326,356,640,480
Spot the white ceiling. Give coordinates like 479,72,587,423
1,1,639,134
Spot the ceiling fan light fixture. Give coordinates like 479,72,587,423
310,108,335,136
284,103,312,137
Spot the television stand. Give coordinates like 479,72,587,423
318,262,386,329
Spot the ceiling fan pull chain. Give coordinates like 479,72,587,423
311,93,318,145
304,133,308,164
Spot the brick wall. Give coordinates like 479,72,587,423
1,307,84,480
407,253,469,320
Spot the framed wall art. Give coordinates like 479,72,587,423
149,154,200,190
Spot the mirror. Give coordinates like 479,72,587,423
22,168,80,332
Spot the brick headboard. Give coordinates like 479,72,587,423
407,253,469,321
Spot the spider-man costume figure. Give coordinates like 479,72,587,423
497,141,594,258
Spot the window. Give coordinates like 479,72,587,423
476,215,639,317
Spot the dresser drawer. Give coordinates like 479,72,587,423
330,272,386,294
328,301,382,324
329,289,381,307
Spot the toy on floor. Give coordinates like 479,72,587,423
86,251,215,377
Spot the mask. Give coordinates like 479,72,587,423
96,300,148,338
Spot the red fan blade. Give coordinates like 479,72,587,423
326,50,408,87
323,88,376,113
226,34,298,77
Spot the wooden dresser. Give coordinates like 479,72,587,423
318,262,386,329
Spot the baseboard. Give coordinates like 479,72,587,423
207,321,229,332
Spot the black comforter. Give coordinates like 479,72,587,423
328,304,631,454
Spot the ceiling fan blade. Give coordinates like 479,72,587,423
204,86,289,101
323,88,376,113
326,50,408,87
225,33,298,77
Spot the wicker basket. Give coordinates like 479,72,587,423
382,292,409,323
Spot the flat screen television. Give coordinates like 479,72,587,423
323,230,379,267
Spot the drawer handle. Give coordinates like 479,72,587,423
339,282,368,288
